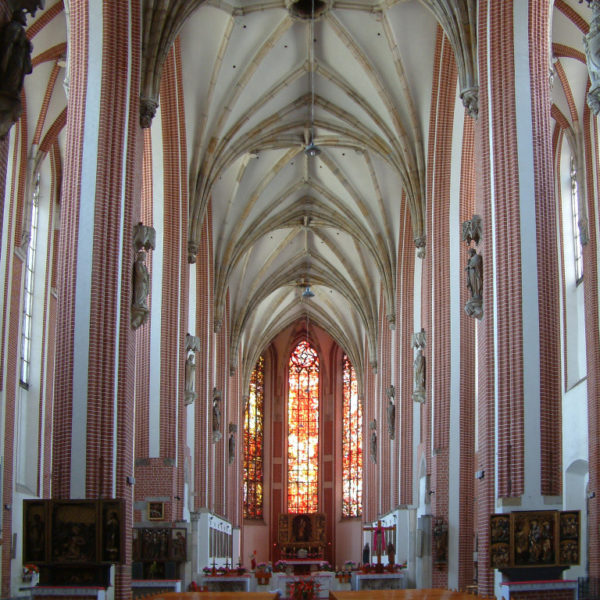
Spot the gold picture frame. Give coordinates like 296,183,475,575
148,501,165,521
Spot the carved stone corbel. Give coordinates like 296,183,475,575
0,1,44,139
185,333,201,353
188,240,199,264
414,235,426,259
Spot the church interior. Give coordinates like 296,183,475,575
0,0,599,599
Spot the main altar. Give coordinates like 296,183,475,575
278,513,326,560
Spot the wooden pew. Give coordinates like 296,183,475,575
329,590,488,600
136,593,278,600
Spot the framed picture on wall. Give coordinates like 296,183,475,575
148,502,164,521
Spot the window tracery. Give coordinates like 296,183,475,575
243,355,264,519
288,340,319,513
342,354,362,517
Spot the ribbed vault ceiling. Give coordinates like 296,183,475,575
21,0,592,386
182,0,437,380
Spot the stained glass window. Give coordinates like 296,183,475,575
342,354,362,517
288,340,319,513
243,355,264,519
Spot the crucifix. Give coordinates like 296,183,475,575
363,520,396,564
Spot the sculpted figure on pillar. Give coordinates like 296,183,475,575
412,329,426,403
132,251,150,328
584,1,600,114
464,248,483,319
369,419,377,463
386,385,395,440
212,388,222,443
184,353,196,405
228,423,237,464
462,215,484,320
0,0,44,139
131,223,156,329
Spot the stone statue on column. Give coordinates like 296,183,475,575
131,223,156,329
369,419,377,463
462,214,484,320
184,333,200,405
228,423,237,464
0,0,44,139
412,329,426,403
184,353,196,405
386,385,395,440
584,1,600,114
212,388,222,443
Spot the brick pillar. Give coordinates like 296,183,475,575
475,1,561,594
51,3,142,599
582,99,600,585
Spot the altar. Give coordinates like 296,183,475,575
278,513,326,559
198,575,257,593
350,571,406,591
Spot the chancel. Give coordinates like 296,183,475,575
1,1,599,600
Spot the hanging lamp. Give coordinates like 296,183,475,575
304,0,321,157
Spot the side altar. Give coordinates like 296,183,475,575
278,513,326,560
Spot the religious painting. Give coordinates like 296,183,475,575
169,528,187,562
148,501,165,521
292,514,312,542
558,511,580,565
489,514,510,569
100,500,123,563
513,511,556,566
23,500,49,563
140,528,170,561
51,500,98,563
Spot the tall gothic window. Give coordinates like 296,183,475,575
288,340,319,513
19,174,40,387
570,156,584,283
243,355,264,519
342,354,362,517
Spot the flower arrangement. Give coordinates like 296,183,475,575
256,561,269,572
343,560,356,571
319,561,332,571
289,578,320,600
274,559,287,572
202,566,212,574
23,564,39,574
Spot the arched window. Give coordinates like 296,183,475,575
243,355,264,519
19,174,41,387
288,340,319,513
342,354,362,517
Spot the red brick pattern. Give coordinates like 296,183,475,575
397,192,414,507
529,0,562,497
52,0,89,499
489,1,525,501
2,257,23,596
582,104,600,581
135,129,153,460
458,115,476,591
474,2,497,595
427,29,456,590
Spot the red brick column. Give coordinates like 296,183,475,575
457,116,476,591
52,3,142,599
427,28,457,590
582,106,600,584
397,194,415,507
